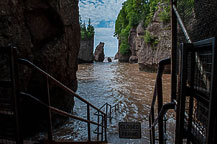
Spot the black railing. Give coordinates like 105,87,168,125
149,58,172,144
94,102,120,141
0,46,109,143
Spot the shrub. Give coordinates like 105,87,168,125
120,42,130,55
159,5,170,24
144,31,159,47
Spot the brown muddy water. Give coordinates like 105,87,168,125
52,61,176,144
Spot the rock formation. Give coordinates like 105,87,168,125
78,38,94,63
138,4,171,72
114,52,119,60
107,57,112,62
125,3,171,71
0,0,80,136
116,38,131,62
94,42,105,62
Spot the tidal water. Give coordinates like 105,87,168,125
53,61,175,143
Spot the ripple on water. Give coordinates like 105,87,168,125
54,62,174,143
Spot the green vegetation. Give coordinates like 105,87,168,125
159,4,170,24
144,31,159,47
114,0,162,55
80,18,94,40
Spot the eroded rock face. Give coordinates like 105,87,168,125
116,38,131,62
0,0,80,136
78,38,94,63
137,4,171,72
94,42,105,62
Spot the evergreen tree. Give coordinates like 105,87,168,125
80,18,95,40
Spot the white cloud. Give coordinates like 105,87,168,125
79,0,126,56
79,0,126,27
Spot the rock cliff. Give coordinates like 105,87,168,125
78,38,94,63
121,3,171,71
116,38,131,62
0,0,80,135
138,4,171,71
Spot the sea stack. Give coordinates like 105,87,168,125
94,42,105,62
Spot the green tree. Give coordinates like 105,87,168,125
114,0,162,55
87,18,94,38
80,18,95,40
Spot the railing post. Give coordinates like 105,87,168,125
175,44,188,144
46,77,53,141
101,115,104,141
105,103,108,117
104,114,107,142
157,64,164,144
10,46,23,144
150,107,155,144
109,105,112,121
171,0,177,102
87,104,91,142
97,111,100,141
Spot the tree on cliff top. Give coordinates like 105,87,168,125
114,0,161,55
80,18,95,40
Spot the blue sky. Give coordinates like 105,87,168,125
79,0,126,57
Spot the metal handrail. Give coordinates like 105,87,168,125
149,58,171,144
172,5,192,43
149,102,175,129
20,92,105,127
93,102,120,141
18,58,106,116
17,58,107,142
95,102,120,118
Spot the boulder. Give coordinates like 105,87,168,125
118,53,131,62
107,57,112,62
94,42,105,62
129,56,138,63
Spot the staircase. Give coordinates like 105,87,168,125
0,46,118,144
0,46,20,143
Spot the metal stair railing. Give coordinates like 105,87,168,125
148,58,174,144
0,46,108,143
93,102,120,141
0,45,23,144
